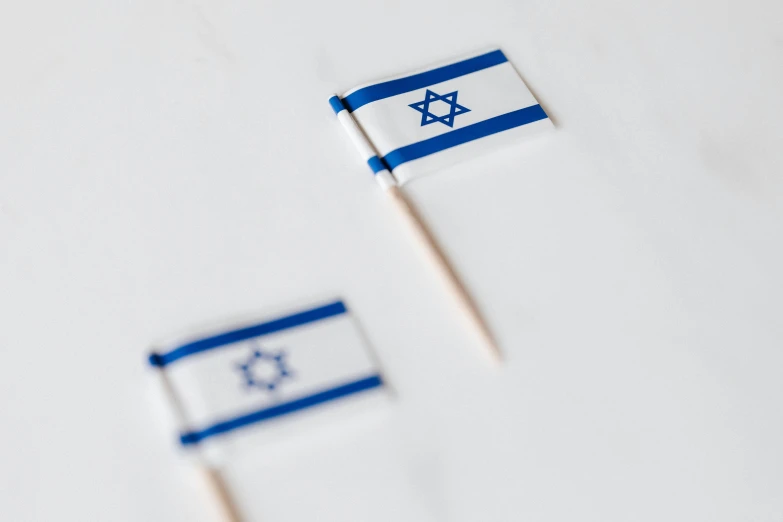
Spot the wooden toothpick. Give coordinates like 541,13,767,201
330,95,500,360
156,370,245,522
385,184,500,359
199,465,244,522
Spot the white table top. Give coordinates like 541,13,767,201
1,1,781,520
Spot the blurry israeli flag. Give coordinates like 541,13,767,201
329,49,552,184
148,300,386,450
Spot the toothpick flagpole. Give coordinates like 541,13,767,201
199,465,244,522
157,370,244,522
329,95,500,360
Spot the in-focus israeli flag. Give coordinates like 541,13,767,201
148,300,386,451
329,49,552,184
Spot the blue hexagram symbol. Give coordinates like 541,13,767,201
235,343,293,392
408,89,471,128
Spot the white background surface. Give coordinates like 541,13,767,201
1,1,782,521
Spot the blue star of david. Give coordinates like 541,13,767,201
236,343,292,392
409,89,471,128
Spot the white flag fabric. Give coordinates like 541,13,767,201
330,48,552,184
148,300,386,450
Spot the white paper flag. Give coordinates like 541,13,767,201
148,300,387,451
329,48,552,184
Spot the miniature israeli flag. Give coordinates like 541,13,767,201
329,49,552,184
148,300,386,449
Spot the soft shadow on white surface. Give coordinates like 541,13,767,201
1,0,781,521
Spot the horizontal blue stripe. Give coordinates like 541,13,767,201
342,49,508,113
382,104,548,171
328,95,345,115
179,375,383,445
149,301,347,368
366,155,388,174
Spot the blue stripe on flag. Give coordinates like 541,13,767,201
328,95,345,115
342,50,508,113
149,300,348,368
179,374,384,445
366,155,388,174
382,104,548,171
